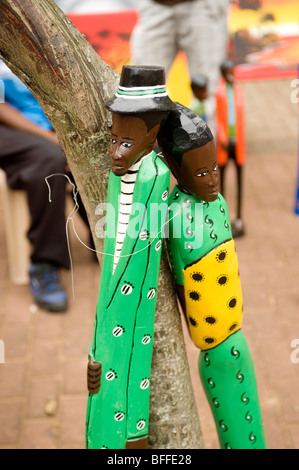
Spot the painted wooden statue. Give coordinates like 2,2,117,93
85,65,176,449
215,60,246,238
158,103,266,449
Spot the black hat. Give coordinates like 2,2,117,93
106,65,176,114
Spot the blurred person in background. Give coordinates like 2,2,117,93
215,59,246,237
189,74,209,122
54,0,138,13
130,0,230,135
0,62,91,312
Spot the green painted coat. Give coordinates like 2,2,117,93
86,151,169,449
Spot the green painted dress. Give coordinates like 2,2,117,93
166,186,266,449
86,151,169,449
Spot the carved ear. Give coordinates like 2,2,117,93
166,153,181,182
148,123,161,145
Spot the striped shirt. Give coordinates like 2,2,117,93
112,151,152,273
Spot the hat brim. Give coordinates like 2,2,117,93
106,94,177,114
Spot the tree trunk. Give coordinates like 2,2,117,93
0,0,203,449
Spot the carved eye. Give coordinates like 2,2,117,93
121,142,133,148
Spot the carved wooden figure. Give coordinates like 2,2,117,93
216,60,246,238
158,103,266,449
86,65,176,449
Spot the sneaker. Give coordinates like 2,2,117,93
29,263,68,312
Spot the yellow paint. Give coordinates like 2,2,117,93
158,1,299,103
166,52,193,107
229,1,299,33
183,239,243,351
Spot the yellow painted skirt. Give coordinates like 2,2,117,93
183,239,243,350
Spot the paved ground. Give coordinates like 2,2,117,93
0,77,298,449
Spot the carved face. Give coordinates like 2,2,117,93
109,114,159,176
169,141,219,202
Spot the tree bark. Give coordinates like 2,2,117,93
0,0,203,449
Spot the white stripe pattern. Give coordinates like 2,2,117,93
114,92,167,100
112,151,153,273
118,85,165,92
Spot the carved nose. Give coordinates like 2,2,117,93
111,146,123,160
208,175,215,186
209,171,218,187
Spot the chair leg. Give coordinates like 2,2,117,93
0,170,31,284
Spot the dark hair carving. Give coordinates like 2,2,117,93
158,103,213,166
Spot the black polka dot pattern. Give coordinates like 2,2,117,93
189,316,198,327
217,275,228,286
228,297,237,309
229,323,238,332
204,337,216,345
205,316,217,324
183,240,243,350
189,291,200,301
191,272,204,282
216,250,227,262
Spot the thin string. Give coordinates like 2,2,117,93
45,173,177,298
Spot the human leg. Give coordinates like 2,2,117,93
218,164,227,197
229,141,245,237
130,0,178,74
0,125,69,311
185,0,230,134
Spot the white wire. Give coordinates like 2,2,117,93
45,173,178,299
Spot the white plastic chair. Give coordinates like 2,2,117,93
0,169,31,284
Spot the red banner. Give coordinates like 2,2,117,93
68,3,299,90
68,9,138,74
229,0,299,80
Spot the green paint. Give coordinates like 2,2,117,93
117,87,166,96
167,187,232,286
198,330,266,449
86,153,169,449
166,186,266,449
